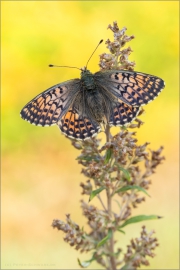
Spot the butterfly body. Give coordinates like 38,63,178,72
20,68,165,140
75,69,113,124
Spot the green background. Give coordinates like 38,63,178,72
2,1,179,269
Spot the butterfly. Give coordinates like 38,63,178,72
20,68,165,140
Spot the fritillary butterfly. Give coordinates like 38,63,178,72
20,68,165,140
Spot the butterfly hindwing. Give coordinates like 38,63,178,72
95,70,165,106
109,102,140,126
58,108,101,140
20,79,80,126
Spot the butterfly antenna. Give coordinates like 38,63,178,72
49,64,81,71
85,39,103,69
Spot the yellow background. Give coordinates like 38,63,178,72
2,1,179,269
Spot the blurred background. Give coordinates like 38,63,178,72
1,1,179,269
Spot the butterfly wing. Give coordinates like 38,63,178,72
109,102,140,126
58,108,101,140
20,79,81,126
94,70,165,106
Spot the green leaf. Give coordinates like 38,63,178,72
115,185,150,197
97,229,112,248
89,187,105,202
105,148,113,163
78,259,91,268
117,228,125,234
78,254,96,268
116,164,131,181
76,155,100,162
119,215,162,229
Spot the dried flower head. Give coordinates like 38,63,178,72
99,22,135,70
123,226,159,269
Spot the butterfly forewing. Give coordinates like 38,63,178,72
95,70,165,107
20,79,80,126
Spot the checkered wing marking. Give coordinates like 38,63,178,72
58,108,101,140
95,70,165,106
109,102,140,126
20,80,80,126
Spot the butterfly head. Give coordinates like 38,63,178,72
80,66,91,76
80,67,95,90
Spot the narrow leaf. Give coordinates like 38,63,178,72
76,155,100,162
105,148,113,163
116,164,130,181
117,228,125,234
97,229,112,247
77,253,96,268
78,259,91,268
115,185,150,197
119,215,161,229
89,187,105,202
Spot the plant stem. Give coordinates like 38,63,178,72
105,124,116,270
105,123,111,142
97,194,107,211
107,187,116,270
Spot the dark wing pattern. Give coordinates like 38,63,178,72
20,80,80,126
94,70,165,106
58,108,101,140
109,102,140,126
